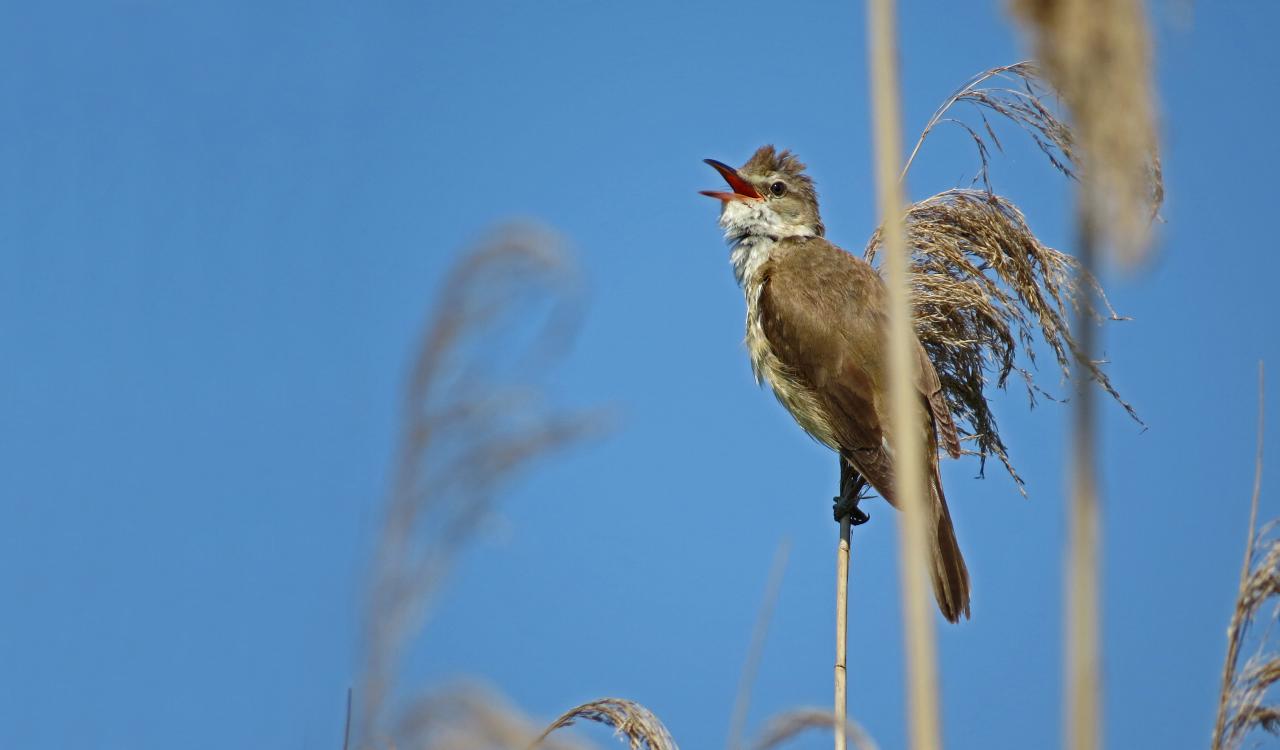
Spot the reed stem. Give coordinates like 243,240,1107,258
835,515,852,750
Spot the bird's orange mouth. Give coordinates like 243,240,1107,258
700,159,763,202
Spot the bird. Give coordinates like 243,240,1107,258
701,145,970,622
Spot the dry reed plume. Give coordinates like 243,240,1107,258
1213,364,1278,750
533,699,680,750
867,61,1156,491
901,62,1075,189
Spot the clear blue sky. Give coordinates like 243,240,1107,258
2,2,1276,748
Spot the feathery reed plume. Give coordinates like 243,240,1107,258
1216,534,1280,748
1213,363,1275,750
869,62,1157,491
748,708,880,750
865,188,1137,491
1009,0,1161,266
866,1,942,749
358,226,603,748
728,540,792,750
533,699,679,750
901,62,1076,189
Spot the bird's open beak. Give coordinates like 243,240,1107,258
700,159,762,202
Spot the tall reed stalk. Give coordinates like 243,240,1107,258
865,0,941,747
1066,205,1101,750
1006,2,1160,747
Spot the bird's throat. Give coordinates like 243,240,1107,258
729,233,777,288
719,201,811,287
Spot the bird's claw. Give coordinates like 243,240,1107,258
833,494,871,525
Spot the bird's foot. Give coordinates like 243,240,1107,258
833,493,870,526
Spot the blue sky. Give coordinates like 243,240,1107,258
2,1,1277,748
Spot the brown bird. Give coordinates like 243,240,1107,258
701,145,970,622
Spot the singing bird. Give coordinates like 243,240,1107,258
701,145,970,622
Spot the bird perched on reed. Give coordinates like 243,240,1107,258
701,146,970,622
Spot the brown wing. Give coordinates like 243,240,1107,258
757,237,897,497
758,236,957,495
759,237,970,621
917,343,962,459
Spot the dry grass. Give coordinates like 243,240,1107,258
1213,364,1277,750
532,699,679,750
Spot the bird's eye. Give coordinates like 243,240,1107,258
770,181,787,197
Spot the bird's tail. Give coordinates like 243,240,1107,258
928,466,971,622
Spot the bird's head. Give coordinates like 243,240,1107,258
700,145,825,241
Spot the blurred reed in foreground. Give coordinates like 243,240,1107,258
1006,2,1162,748
864,0,942,747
